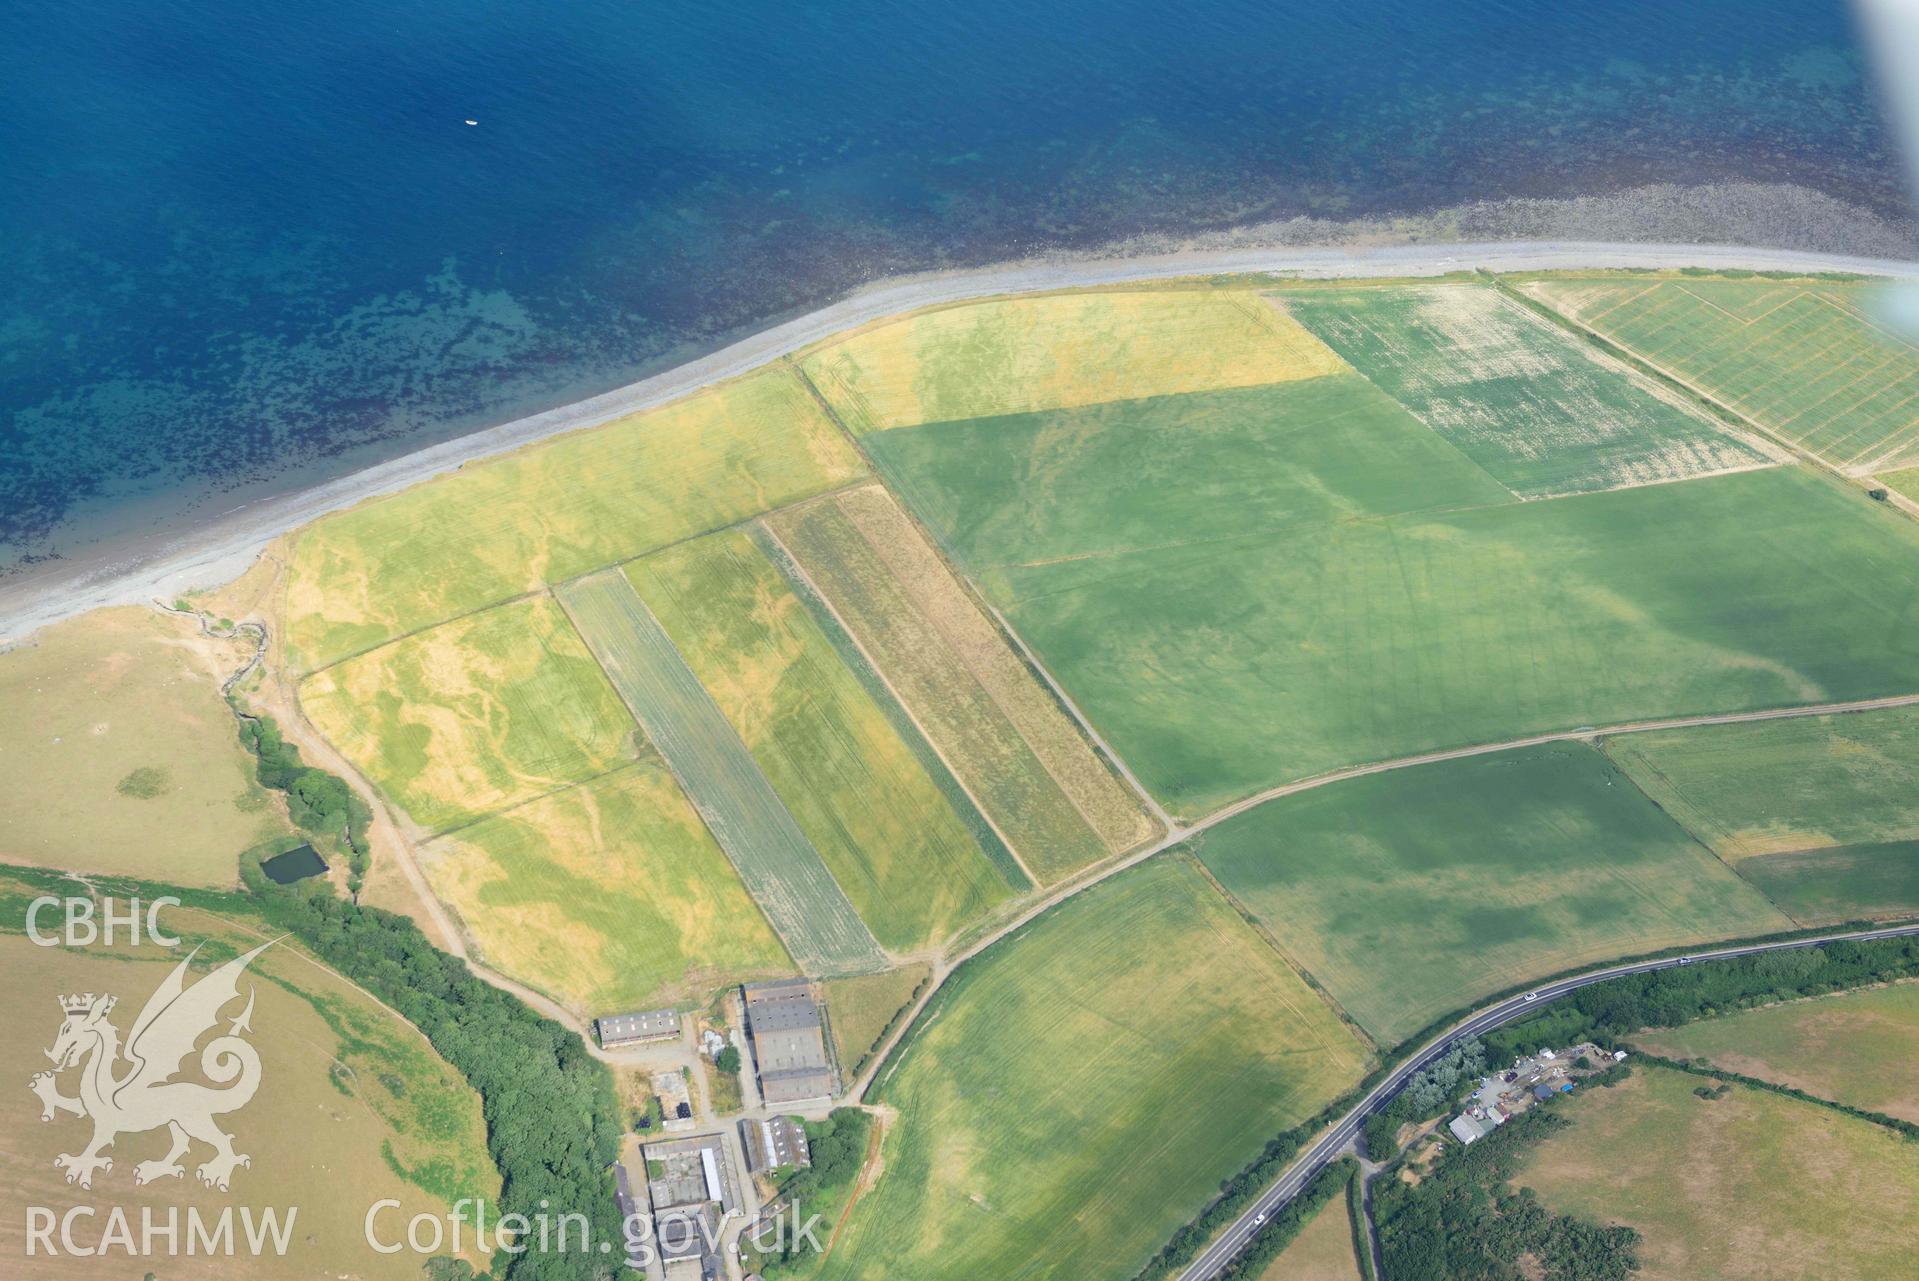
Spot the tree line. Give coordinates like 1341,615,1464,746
245,864,626,1280
1210,1157,1357,1280
1484,935,1919,1061
1633,1050,1919,1139
1136,934,1919,1281
235,707,373,893
1363,1038,1486,1159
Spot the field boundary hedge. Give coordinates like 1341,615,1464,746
1630,1051,1919,1139
1347,1163,1378,1281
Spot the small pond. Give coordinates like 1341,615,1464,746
261,844,328,884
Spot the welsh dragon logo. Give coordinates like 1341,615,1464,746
28,942,271,1192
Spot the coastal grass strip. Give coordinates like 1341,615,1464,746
555,570,884,976
282,365,867,671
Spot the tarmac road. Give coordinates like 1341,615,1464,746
849,693,1919,1104
1175,921,1919,1281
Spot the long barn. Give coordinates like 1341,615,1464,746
743,979,836,1105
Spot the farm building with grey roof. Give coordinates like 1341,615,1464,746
743,979,837,1105
594,1006,682,1048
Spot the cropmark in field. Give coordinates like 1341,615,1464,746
985,464,1919,814
299,594,636,834
282,366,866,669
798,287,1346,434
820,855,1371,1281
1731,841,1919,925
419,760,793,1015
1525,276,1919,474
767,484,1155,882
626,528,1020,952
1604,705,1919,858
1603,705,1919,922
555,569,885,976
1194,742,1792,1045
1282,283,1780,497
864,373,1516,575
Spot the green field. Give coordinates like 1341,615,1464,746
1514,1065,1919,1281
555,569,885,976
1603,706,1919,921
1603,706,1919,858
821,856,1371,1281
300,594,637,833
627,530,1018,951
769,486,1152,881
1526,276,1919,473
1633,983,1919,1123
986,465,1919,814
1283,284,1776,497
865,374,1513,573
798,287,1345,434
1193,743,1792,1044
1878,461,1919,503
1735,841,1919,923
282,366,866,669
420,761,793,1014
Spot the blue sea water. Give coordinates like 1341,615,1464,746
0,0,1901,572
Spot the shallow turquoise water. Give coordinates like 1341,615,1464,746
0,0,1897,569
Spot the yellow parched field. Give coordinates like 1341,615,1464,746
420,761,792,1015
0,607,288,887
282,366,867,669
300,594,636,833
821,963,931,1079
1259,1193,1363,1281
1515,1065,1919,1281
0,905,497,1281
837,488,1154,850
769,485,1156,882
628,529,1019,950
798,288,1346,434
1631,983,1919,1124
